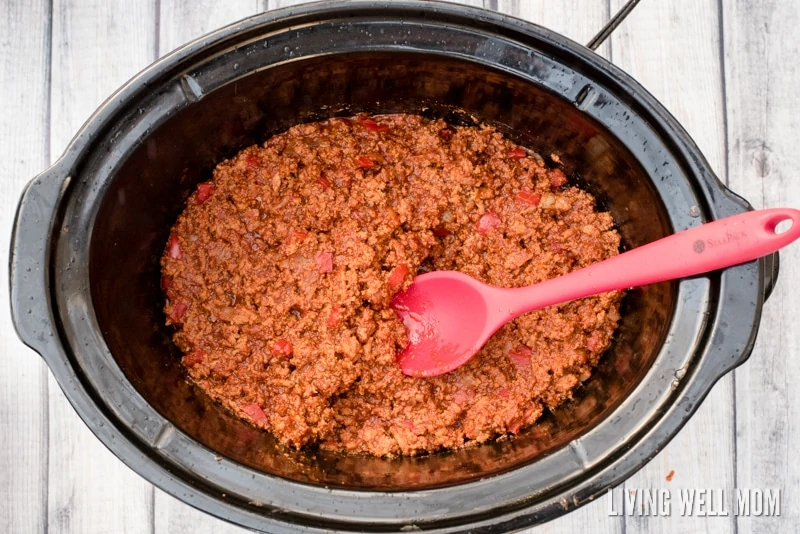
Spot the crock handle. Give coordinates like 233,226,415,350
761,251,780,301
9,160,68,354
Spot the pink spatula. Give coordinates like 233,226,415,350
392,208,800,377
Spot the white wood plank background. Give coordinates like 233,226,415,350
610,2,737,534
724,1,800,532
1,1,797,532
0,2,49,533
47,1,157,532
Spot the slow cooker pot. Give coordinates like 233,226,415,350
9,2,779,532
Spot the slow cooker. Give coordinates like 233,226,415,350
10,2,779,532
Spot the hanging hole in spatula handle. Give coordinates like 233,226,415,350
764,210,798,235
680,208,800,271
749,208,800,255
524,208,800,303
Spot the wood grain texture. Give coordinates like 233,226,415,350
271,0,487,6
506,3,623,532
47,1,158,533
158,0,261,56
514,0,611,58
0,1,51,533
0,1,797,533
153,489,249,534
724,0,800,532
609,1,736,532
155,1,263,532
510,2,619,532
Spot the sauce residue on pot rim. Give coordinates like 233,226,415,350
161,113,622,457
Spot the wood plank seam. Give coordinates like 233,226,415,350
715,5,741,534
43,0,54,532
8,1,793,532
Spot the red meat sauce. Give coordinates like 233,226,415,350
161,113,622,457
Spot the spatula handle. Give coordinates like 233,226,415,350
508,208,800,315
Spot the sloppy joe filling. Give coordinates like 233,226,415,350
161,114,622,456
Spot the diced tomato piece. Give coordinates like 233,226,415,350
476,212,501,234
169,301,188,323
453,389,475,406
359,117,389,133
315,252,334,273
271,339,293,357
586,330,604,352
508,417,525,435
168,235,182,259
566,113,598,138
432,225,451,237
550,169,568,188
288,229,309,244
509,345,532,359
509,147,527,160
509,406,538,434
497,387,511,399
242,403,268,425
516,189,541,206
509,345,532,373
244,154,259,169
161,275,172,291
356,156,374,169
195,182,214,205
400,420,418,433
182,350,205,367
387,264,410,293
316,175,332,190
438,128,453,141
327,305,344,328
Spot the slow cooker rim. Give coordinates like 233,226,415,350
10,1,768,532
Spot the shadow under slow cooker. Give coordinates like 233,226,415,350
90,52,674,490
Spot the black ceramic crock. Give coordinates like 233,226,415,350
9,2,780,532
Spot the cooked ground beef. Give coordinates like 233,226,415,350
161,113,622,457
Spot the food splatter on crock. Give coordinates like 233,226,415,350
161,114,622,456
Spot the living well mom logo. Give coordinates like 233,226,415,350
607,488,781,517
